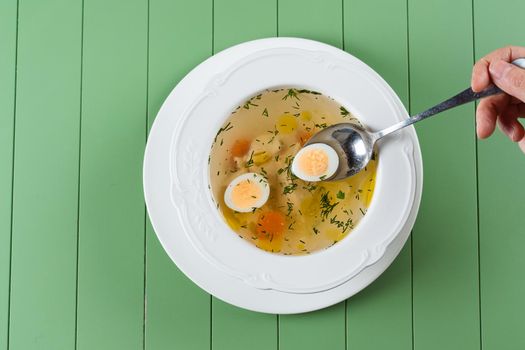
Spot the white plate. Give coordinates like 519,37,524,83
144,38,423,313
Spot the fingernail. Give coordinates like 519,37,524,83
519,139,525,154
489,60,510,81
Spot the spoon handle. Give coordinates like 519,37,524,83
374,58,525,140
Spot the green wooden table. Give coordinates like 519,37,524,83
1,0,524,349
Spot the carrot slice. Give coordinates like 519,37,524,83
298,131,312,146
230,139,250,157
256,211,286,239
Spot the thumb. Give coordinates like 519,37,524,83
489,60,525,101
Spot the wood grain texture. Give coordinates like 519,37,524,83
211,1,278,349
409,0,480,349
280,303,346,350
3,1,525,348
278,1,346,349
344,1,413,349
0,0,17,348
145,0,212,349
278,0,342,48
474,0,525,349
76,0,147,349
8,0,82,349
214,0,277,52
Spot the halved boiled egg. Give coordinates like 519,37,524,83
224,173,270,212
291,143,339,182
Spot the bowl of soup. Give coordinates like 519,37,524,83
144,38,422,311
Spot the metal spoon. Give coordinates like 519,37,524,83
300,58,525,181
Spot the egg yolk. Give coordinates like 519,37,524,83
297,148,329,176
231,179,262,209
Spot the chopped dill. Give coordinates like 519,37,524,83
282,88,300,101
213,122,233,143
297,89,321,95
243,100,258,109
340,106,350,118
245,151,254,167
330,215,353,232
303,183,317,192
283,183,298,195
286,201,294,216
320,191,339,220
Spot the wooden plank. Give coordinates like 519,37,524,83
278,1,346,349
211,1,278,349
214,0,277,52
343,1,413,349
213,299,277,350
278,0,342,48
145,0,212,349
7,0,82,349
76,0,147,349
408,0,480,349
0,0,17,348
279,304,346,350
473,0,525,348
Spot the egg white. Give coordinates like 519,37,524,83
224,172,270,212
291,143,339,182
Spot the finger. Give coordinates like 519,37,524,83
489,60,525,101
497,109,525,142
476,94,509,138
472,46,525,92
519,137,525,154
472,58,491,92
501,103,525,120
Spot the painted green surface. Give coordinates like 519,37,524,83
474,1,525,349
344,1,413,349
212,1,278,350
278,0,346,348
2,1,525,349
280,303,346,350
0,0,17,348
76,0,147,349
278,0,342,48
8,0,82,349
214,0,277,52
145,0,212,349
409,0,480,349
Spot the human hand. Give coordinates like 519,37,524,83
471,46,525,153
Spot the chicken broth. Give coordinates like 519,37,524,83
208,88,377,255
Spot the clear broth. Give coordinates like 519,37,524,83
208,88,377,255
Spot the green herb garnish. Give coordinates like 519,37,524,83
320,191,339,220
340,106,350,118
282,88,300,101
245,151,254,168
283,183,298,195
213,122,233,143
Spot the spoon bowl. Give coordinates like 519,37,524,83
305,123,375,181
